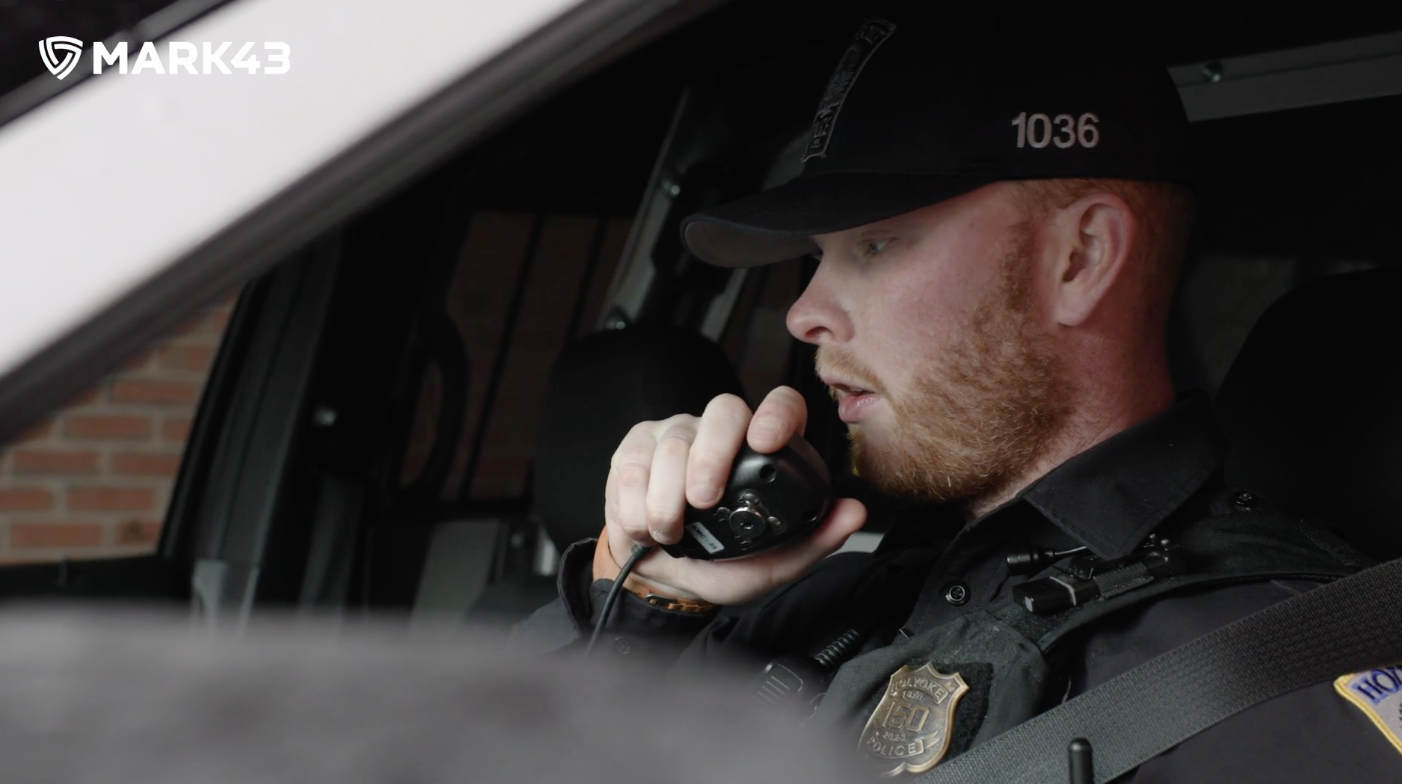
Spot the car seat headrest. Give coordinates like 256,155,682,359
532,327,747,552
1214,267,1402,561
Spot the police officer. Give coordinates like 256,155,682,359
520,4,1401,780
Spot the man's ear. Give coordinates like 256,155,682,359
1044,193,1135,327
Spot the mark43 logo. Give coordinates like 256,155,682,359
39,37,291,79
38,36,83,80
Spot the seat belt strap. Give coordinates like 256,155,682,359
917,557,1402,784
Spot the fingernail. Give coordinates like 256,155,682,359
753,417,781,444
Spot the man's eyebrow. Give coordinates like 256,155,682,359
855,223,901,237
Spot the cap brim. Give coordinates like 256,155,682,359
681,172,995,268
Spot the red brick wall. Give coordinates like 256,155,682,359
0,299,235,563
0,213,802,560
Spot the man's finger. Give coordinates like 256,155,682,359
645,421,696,544
610,430,658,542
748,386,808,453
687,394,752,509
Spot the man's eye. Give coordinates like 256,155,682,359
862,239,893,257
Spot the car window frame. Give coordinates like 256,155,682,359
0,0,717,449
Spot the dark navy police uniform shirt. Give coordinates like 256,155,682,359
518,395,1401,782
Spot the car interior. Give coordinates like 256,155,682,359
0,0,1399,641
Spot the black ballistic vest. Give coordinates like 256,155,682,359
801,494,1367,767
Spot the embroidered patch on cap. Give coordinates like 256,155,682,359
1334,665,1402,756
802,18,896,162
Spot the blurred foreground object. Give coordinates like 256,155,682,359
0,609,860,784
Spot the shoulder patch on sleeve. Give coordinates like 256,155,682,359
1334,666,1402,756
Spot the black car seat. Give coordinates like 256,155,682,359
531,326,748,552
465,326,746,622
1214,267,1402,562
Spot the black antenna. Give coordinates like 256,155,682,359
1069,738,1094,784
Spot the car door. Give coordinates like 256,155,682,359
0,0,714,616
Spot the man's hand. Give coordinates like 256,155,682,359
601,386,867,605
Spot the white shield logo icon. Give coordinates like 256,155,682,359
39,36,84,80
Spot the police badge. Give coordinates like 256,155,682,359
858,663,970,776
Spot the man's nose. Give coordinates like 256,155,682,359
785,260,851,345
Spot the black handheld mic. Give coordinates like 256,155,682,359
661,435,833,561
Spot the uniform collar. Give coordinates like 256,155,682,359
1016,392,1225,559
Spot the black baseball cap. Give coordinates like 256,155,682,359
681,4,1191,268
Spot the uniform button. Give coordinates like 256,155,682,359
1233,491,1258,509
944,583,969,605
611,636,633,655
